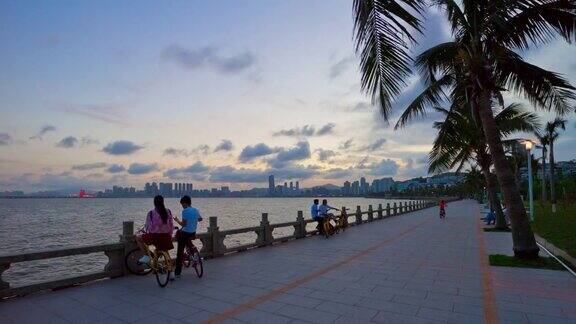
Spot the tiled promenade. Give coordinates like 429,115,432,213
1,200,575,323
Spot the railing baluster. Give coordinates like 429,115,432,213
355,206,362,225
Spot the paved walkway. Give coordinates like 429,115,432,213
1,200,575,323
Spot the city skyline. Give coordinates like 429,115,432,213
1,1,575,193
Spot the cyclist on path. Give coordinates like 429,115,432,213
173,195,203,279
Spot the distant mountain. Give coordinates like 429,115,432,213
312,183,341,191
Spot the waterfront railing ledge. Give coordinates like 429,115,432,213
0,198,458,299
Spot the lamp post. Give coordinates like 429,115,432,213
524,140,534,221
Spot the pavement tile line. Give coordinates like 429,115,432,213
475,206,499,324
202,215,434,323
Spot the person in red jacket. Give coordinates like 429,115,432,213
439,199,446,219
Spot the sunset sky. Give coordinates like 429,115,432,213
1,0,575,193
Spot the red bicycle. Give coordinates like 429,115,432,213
182,236,203,278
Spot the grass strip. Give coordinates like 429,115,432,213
489,254,566,271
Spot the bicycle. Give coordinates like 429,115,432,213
439,209,446,219
124,229,173,287
334,208,349,233
178,230,203,278
322,215,338,238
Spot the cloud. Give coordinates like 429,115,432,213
0,132,12,145
64,104,128,126
270,165,317,180
358,138,387,152
323,167,354,179
55,136,78,148
71,162,107,171
163,161,210,180
273,123,335,137
29,125,56,140
56,135,99,148
102,140,143,155
0,172,109,193
163,145,210,157
268,141,311,168
339,139,354,150
127,163,159,175
162,45,257,75
107,164,126,173
317,123,336,136
366,159,400,176
274,125,315,137
80,136,99,146
239,143,279,162
316,149,336,162
209,166,265,183
329,55,354,79
214,139,233,152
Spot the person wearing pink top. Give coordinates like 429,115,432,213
136,195,174,264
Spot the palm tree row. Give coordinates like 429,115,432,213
353,0,576,259
430,104,539,229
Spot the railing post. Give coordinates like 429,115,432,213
377,204,383,219
393,202,397,215
386,203,391,217
340,207,348,229
117,221,136,276
0,262,9,290
368,205,374,222
355,206,362,225
208,217,225,257
404,202,408,213
409,201,414,212
258,213,273,246
295,211,306,239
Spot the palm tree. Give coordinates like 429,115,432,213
353,0,576,259
545,117,567,213
430,103,539,229
463,167,485,199
535,132,549,204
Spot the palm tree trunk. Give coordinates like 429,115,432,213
541,146,546,204
549,140,557,213
482,167,507,229
477,91,539,259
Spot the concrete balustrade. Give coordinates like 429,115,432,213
0,197,456,299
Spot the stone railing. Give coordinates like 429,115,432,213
0,199,444,299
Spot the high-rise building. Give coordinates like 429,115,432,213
295,181,299,190
352,181,360,195
268,175,275,195
144,182,152,195
360,177,368,195
343,181,351,195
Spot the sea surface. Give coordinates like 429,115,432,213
0,197,411,287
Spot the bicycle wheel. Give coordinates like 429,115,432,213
191,249,203,278
125,248,152,276
183,246,191,268
323,221,331,238
154,251,172,287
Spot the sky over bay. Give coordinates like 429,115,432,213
0,0,575,192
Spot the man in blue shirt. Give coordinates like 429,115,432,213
311,199,324,234
173,195,202,278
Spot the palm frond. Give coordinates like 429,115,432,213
491,0,576,49
493,46,576,114
353,0,425,121
495,103,542,135
394,74,453,129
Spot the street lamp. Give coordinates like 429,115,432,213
524,140,534,221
